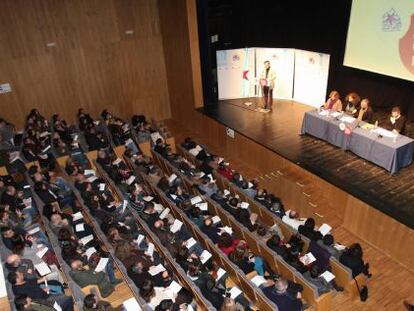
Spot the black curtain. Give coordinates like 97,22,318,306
198,0,414,121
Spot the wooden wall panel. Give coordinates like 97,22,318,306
0,0,170,128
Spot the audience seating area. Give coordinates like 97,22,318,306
0,108,375,311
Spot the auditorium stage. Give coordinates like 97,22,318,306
198,98,414,229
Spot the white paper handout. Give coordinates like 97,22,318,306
84,169,96,176
87,176,98,183
27,226,40,235
147,243,155,257
339,115,356,123
250,275,267,287
79,234,94,245
320,270,336,282
334,243,346,251
72,211,83,222
36,247,49,259
190,196,203,205
53,302,62,311
85,247,97,260
150,132,164,144
200,250,212,264
211,216,221,224
240,202,249,209
229,286,242,299
300,252,317,265
148,264,166,276
75,223,85,232
224,189,231,196
126,176,136,185
195,202,208,211
185,237,197,249
99,183,106,191
35,262,52,276
135,234,145,246
170,219,183,233
318,223,332,236
216,268,226,281
112,158,122,166
168,174,178,184
168,280,182,294
143,196,154,202
94,258,109,273
123,297,142,311
159,208,170,220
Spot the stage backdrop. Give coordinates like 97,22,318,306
293,50,331,107
255,48,295,99
216,48,255,99
217,48,330,107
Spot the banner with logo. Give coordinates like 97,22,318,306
217,48,255,99
293,50,330,107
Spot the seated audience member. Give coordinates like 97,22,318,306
14,294,55,311
69,259,115,298
127,260,153,288
317,234,344,259
354,98,374,123
343,92,361,115
8,272,73,311
83,293,122,311
261,279,303,311
323,90,342,112
139,279,175,310
339,243,371,278
198,176,218,197
303,265,335,295
0,118,16,149
298,218,322,241
282,210,306,230
217,233,240,256
266,234,289,258
200,217,221,244
383,106,406,134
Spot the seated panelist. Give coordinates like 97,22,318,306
383,106,406,134
323,90,342,112
354,98,374,123
344,92,361,115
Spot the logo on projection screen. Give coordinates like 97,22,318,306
399,14,414,76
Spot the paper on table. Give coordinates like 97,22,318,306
168,174,178,184
339,115,356,123
216,268,226,281
123,297,142,311
211,216,221,224
170,219,183,233
99,183,105,191
373,128,398,138
135,234,145,246
240,202,249,209
318,223,332,236
126,176,136,185
148,264,166,276
200,250,212,264
53,301,62,311
84,169,95,176
143,196,154,202
147,243,155,257
36,247,49,259
190,196,202,205
85,247,97,260
195,202,208,211
318,110,329,116
27,226,40,235
72,212,83,221
94,257,109,273
229,286,242,299
330,112,341,117
35,262,51,276
159,208,170,220
320,270,336,282
185,237,197,249
300,252,316,265
168,280,182,294
250,275,267,287
79,234,94,245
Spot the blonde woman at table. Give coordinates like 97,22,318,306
323,90,342,112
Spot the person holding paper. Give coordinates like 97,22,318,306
200,218,221,244
139,279,176,310
261,279,303,311
83,293,123,311
317,234,344,259
303,265,336,295
69,259,115,298
259,60,276,111
127,261,154,288
8,271,74,311
322,90,342,112
298,218,322,241
382,106,406,134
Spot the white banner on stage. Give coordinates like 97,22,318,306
217,47,330,107
255,48,295,99
217,48,255,99
293,50,330,108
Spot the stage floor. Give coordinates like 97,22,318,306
199,98,414,229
